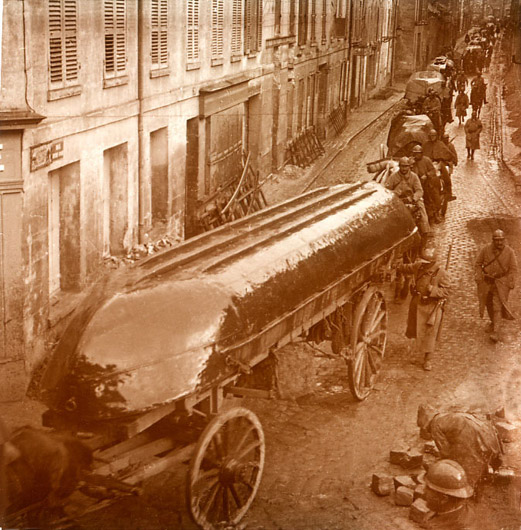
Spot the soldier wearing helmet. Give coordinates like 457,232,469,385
475,229,518,342
399,239,451,370
424,459,475,529
418,405,503,488
410,144,443,224
384,157,430,235
422,130,457,214
422,89,442,135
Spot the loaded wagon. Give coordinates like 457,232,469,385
405,70,445,103
14,182,420,529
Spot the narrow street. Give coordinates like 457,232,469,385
71,43,521,530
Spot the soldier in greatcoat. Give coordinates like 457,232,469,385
475,229,518,342
400,241,451,370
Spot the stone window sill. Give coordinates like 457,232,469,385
47,85,82,101
186,61,201,71
231,55,242,63
103,75,129,89
150,68,170,78
211,58,224,66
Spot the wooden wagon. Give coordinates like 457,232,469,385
20,182,420,529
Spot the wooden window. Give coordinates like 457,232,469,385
244,0,262,54
289,0,296,36
151,0,168,70
231,0,243,55
104,0,127,77
321,0,327,43
310,0,316,43
187,0,199,64
211,0,224,61
298,0,308,46
48,0,78,86
275,0,281,35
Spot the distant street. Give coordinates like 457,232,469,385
75,44,521,530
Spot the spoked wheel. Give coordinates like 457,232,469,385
187,407,265,530
348,286,388,400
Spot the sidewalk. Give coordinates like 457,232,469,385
263,83,406,204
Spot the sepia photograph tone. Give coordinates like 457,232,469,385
1,0,521,528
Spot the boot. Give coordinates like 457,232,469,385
423,353,432,371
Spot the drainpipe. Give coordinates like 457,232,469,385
137,0,147,243
347,0,354,107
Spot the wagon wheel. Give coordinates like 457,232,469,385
348,286,388,400
187,407,265,530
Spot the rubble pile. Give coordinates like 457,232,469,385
370,442,434,521
369,406,521,527
103,235,181,268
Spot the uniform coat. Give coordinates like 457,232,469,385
464,117,483,150
455,92,470,119
403,261,451,353
475,243,517,320
428,412,502,486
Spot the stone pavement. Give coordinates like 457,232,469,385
263,83,405,204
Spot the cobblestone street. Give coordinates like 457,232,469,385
67,42,521,530
240,44,521,529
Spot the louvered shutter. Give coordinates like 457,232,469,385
310,0,316,43
152,0,168,68
104,0,126,75
211,0,224,59
231,0,242,55
244,0,253,54
187,0,199,62
321,0,327,43
48,0,78,85
115,0,126,72
255,0,262,51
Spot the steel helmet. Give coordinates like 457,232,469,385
399,156,411,167
425,459,474,499
428,129,438,138
411,144,423,153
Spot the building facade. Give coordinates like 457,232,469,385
0,0,399,398
394,0,467,79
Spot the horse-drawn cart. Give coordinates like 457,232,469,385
13,182,420,529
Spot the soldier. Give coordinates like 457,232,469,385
455,89,470,125
422,88,443,135
439,80,453,125
422,130,457,210
418,406,503,488
424,459,475,529
464,110,483,160
400,240,451,370
475,229,518,342
384,156,430,235
410,144,443,224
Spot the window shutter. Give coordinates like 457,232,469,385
231,0,242,55
151,0,168,68
49,0,63,83
187,0,199,62
211,0,224,59
321,0,326,43
244,0,253,54
104,0,126,75
115,0,126,73
310,0,316,43
48,0,78,85
151,0,159,65
160,0,168,65
256,0,262,51
104,0,115,73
